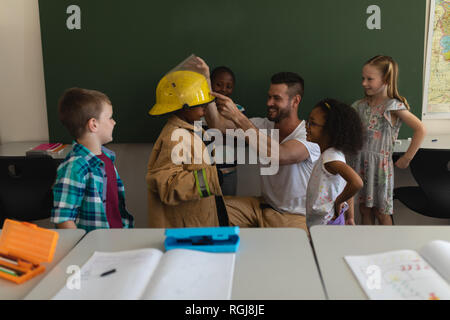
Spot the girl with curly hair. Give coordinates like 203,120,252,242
305,98,364,227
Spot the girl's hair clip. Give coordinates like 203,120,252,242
324,102,331,109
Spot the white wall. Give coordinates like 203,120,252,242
0,0,49,144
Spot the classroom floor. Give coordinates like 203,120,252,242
33,144,450,228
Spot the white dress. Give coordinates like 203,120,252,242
306,148,347,228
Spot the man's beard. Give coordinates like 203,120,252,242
267,107,291,123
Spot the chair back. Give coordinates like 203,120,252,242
409,149,450,214
0,155,58,225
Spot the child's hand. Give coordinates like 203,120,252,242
345,218,355,225
395,155,412,169
333,202,347,220
210,92,240,121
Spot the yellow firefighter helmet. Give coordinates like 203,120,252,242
149,70,214,116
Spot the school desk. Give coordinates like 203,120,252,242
0,141,71,159
394,134,450,153
309,225,450,300
24,228,326,300
0,228,86,300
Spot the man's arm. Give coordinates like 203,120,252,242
212,92,311,165
276,140,311,165
204,101,237,133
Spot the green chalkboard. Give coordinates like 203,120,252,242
38,0,426,142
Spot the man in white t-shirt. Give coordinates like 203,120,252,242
205,71,320,231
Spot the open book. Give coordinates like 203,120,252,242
345,240,450,300
52,248,235,300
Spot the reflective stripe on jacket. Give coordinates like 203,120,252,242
146,115,224,227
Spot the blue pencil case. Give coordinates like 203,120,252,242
164,226,240,253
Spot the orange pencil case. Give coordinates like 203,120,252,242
0,219,59,284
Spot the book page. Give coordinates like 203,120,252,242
141,249,235,300
345,250,450,300
420,240,450,283
52,248,163,300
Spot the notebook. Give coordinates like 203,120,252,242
27,143,67,155
52,248,235,300
345,240,450,300
32,143,63,152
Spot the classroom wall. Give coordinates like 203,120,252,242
0,0,49,145
0,0,449,145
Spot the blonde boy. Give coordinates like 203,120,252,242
51,88,134,232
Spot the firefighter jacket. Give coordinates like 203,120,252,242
146,115,225,227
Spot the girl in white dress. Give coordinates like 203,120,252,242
306,99,364,228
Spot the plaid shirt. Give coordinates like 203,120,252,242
51,142,134,232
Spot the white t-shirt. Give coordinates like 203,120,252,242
250,117,321,215
306,148,347,228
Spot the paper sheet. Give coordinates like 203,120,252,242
420,240,450,282
345,249,450,300
52,248,235,300
142,249,235,300
53,249,162,300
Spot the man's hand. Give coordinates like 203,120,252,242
192,56,210,79
211,92,241,123
181,56,211,79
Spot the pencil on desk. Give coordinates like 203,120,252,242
0,265,19,277
0,256,18,266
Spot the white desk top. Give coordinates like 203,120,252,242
0,229,86,300
310,225,450,300
25,228,325,300
2,137,448,157
394,134,450,153
0,141,71,159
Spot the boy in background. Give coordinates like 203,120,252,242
205,66,246,196
51,88,134,232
